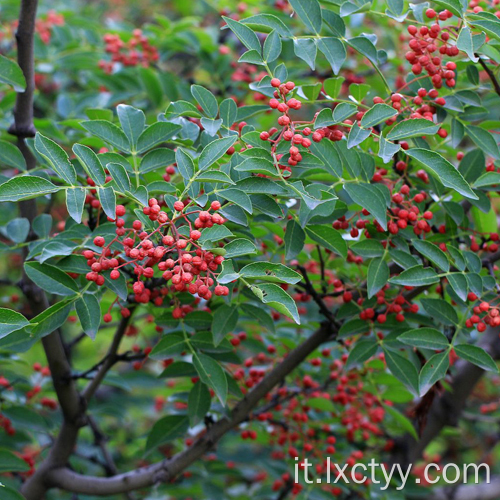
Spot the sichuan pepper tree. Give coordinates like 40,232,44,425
1,0,500,498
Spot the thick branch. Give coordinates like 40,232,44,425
46,321,336,495
8,0,38,138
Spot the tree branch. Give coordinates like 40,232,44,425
476,54,500,97
8,0,38,138
82,310,135,402
45,321,336,496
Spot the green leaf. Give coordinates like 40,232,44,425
24,262,78,296
306,224,347,258
347,122,371,148
66,187,86,224
367,257,389,298
30,216,55,239
466,125,500,160
284,219,305,260
175,148,195,180
188,382,211,427
193,352,228,405
218,188,252,214
158,361,197,379
459,149,485,183
405,148,478,200
35,133,77,185
251,283,300,324
289,0,323,34
333,102,357,123
323,76,345,98
0,486,28,500
117,104,145,150
199,136,237,171
149,332,186,359
383,404,418,440
473,172,500,188
347,36,378,63
0,54,26,91
412,239,449,272
212,305,239,346
432,0,464,17
456,26,479,62
421,298,458,326
73,144,106,185
0,448,31,473
201,117,223,137
184,311,213,330
454,344,499,372
136,122,181,154
317,38,346,75
75,294,101,340
344,183,387,230
0,308,29,339
361,104,397,128
419,352,450,396
29,299,73,338
240,303,275,333
220,98,238,127
145,415,189,452
469,12,500,42
224,238,257,258
241,13,293,37
447,272,468,301
0,140,26,170
346,339,378,369
223,16,261,53
378,136,401,164
293,38,317,70
235,157,276,176
107,163,131,192
309,139,342,177
191,85,218,119
398,328,449,350
98,186,116,219
307,397,335,412
197,171,235,184
240,262,301,284
81,120,131,153
263,30,282,62
5,217,29,243
388,265,440,286
383,348,420,395
198,226,233,247
387,119,440,141
351,239,385,258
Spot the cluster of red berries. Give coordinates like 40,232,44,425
99,29,159,73
332,185,433,238
469,232,499,254
465,300,500,331
0,414,15,436
361,289,419,324
373,88,448,138
35,10,64,44
406,14,459,89
259,79,319,173
227,350,393,497
83,198,229,321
